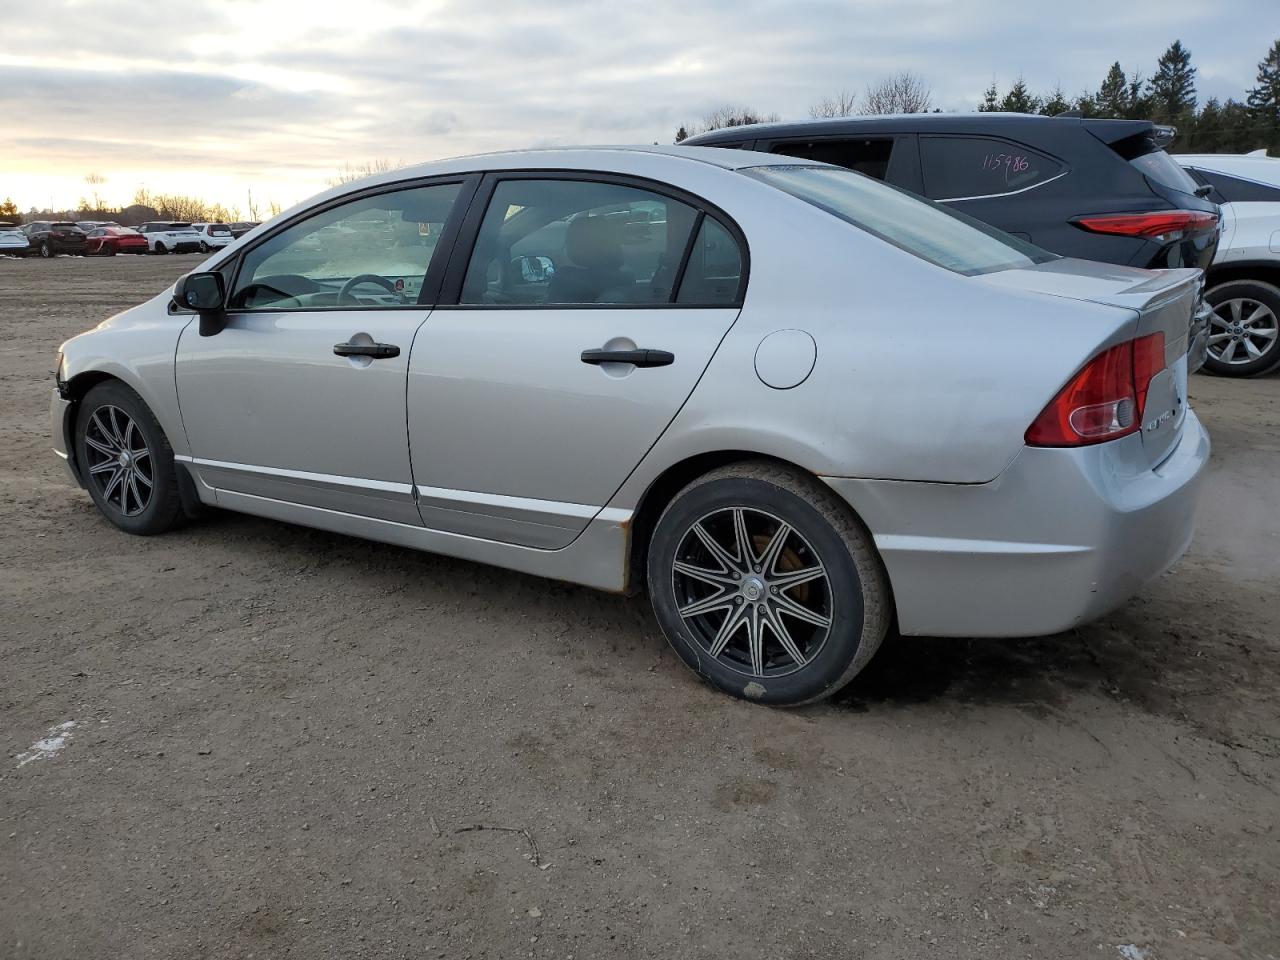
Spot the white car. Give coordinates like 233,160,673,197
138,222,203,255
1177,150,1280,376
0,221,27,256
191,222,235,253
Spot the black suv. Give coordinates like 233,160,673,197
685,113,1220,271
21,221,88,258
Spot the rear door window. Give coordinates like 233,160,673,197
768,138,896,180
1189,168,1280,203
920,136,1064,200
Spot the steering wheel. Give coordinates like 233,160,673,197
339,274,402,305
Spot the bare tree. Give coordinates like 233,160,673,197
84,172,106,211
809,89,859,119
326,158,401,186
860,71,933,114
674,105,780,141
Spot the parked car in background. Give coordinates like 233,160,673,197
76,220,123,232
1177,150,1280,376
51,146,1209,705
22,221,87,257
85,226,148,256
0,221,28,256
228,221,259,239
138,222,202,254
191,222,234,253
685,113,1221,272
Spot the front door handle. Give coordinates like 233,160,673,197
334,342,400,359
580,348,674,367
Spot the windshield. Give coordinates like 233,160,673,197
745,165,1056,276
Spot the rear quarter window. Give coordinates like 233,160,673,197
921,136,1063,200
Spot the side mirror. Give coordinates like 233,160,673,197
173,272,228,336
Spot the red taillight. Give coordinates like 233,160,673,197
1025,332,1166,447
1071,210,1218,239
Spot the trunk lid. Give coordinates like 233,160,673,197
977,258,1202,468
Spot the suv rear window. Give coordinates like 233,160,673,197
748,164,1054,276
768,138,895,180
921,137,1063,200
1130,151,1199,196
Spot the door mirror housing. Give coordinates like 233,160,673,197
173,272,228,336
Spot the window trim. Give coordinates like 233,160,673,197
220,173,483,315
435,169,750,311
919,134,1069,203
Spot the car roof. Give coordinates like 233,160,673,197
683,112,1154,144
280,146,808,220
1175,152,1280,188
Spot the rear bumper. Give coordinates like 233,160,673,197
823,409,1211,637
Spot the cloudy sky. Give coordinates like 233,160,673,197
2,0,1272,215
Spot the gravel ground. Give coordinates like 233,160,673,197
2,255,1278,960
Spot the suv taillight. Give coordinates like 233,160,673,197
1070,210,1218,241
1025,333,1165,447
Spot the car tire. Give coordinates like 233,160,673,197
39,240,52,258
73,381,184,536
199,241,209,253
1203,280,1280,377
646,461,891,706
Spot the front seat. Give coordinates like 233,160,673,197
547,215,634,303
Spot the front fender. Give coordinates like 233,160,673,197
59,296,193,458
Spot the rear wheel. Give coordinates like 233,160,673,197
74,381,184,536
1203,280,1280,377
647,462,890,705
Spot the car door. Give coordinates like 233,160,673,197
406,173,747,549
175,177,473,523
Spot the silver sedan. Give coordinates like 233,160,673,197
51,146,1210,704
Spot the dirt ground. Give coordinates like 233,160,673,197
1,255,1277,960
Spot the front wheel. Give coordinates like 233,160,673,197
74,381,184,535
647,462,890,705
1203,280,1280,377
154,242,167,255
39,241,52,258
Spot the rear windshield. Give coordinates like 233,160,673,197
746,165,1055,276
209,225,231,234
1131,151,1199,196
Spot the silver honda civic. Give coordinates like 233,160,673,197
51,146,1210,705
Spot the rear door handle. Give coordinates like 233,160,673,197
580,348,674,367
334,342,400,359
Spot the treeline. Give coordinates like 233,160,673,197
981,38,1279,154
677,38,1280,155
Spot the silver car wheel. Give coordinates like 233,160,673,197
83,404,153,517
671,506,832,679
1207,298,1279,365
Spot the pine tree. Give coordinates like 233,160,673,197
1125,70,1150,120
1039,84,1070,116
1247,39,1280,121
1000,76,1040,114
674,126,689,144
1147,40,1197,123
979,80,1000,112
1247,38,1280,151
1096,62,1128,118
